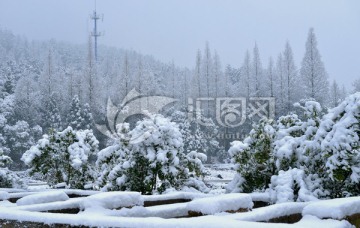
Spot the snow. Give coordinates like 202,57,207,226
303,196,360,219
143,191,207,202
109,203,189,218
250,192,271,202
80,191,143,210
186,193,253,214
268,168,319,203
0,208,353,228
16,191,69,206
296,215,352,228
223,202,309,222
0,191,9,200
0,189,357,227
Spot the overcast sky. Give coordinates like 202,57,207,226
0,0,359,88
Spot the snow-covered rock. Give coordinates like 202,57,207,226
80,191,143,210
0,191,9,200
303,196,360,219
187,193,253,215
16,191,69,206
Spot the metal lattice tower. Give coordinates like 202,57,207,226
90,1,103,61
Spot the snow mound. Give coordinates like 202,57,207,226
187,193,253,215
295,215,353,228
16,191,69,206
0,191,9,200
225,202,309,222
250,192,271,202
303,196,360,219
143,191,206,202
80,191,143,210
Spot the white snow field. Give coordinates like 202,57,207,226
0,188,357,227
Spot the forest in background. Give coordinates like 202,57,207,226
0,27,354,168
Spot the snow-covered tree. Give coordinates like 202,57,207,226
352,78,360,93
282,42,298,111
0,150,21,188
241,50,251,98
22,127,98,188
96,114,207,194
330,80,341,107
4,120,41,167
81,103,93,130
316,92,360,197
300,28,329,105
66,95,83,130
42,93,62,132
252,43,263,97
227,118,276,193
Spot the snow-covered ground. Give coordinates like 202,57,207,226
203,164,236,194
0,166,358,227
0,187,357,227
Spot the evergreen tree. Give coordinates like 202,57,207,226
96,114,207,194
22,127,99,188
66,95,83,130
300,28,329,105
43,93,62,132
81,103,93,130
228,118,276,192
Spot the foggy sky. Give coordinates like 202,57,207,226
0,0,359,88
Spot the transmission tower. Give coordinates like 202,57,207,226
90,1,103,61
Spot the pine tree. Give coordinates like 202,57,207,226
43,93,62,132
241,50,251,99
22,127,99,188
300,28,329,105
252,43,263,97
228,118,276,192
283,42,298,111
66,95,83,130
81,103,93,130
330,80,341,107
96,114,207,194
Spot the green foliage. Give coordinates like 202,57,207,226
22,127,98,189
229,118,276,192
97,115,208,194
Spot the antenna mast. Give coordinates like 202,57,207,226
90,0,103,61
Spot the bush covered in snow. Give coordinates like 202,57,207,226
228,95,360,201
228,118,276,192
0,150,21,188
97,114,208,194
22,127,99,189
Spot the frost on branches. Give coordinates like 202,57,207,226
317,92,360,197
227,100,326,201
0,150,20,188
22,127,98,189
97,114,208,194
228,94,360,201
227,118,276,193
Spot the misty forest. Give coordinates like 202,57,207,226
1,1,360,227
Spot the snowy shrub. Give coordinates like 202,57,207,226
0,150,21,188
170,110,225,162
22,127,99,189
274,101,323,172
316,92,360,197
228,100,327,199
228,118,276,193
0,168,21,188
268,168,321,203
97,114,207,194
4,120,41,167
